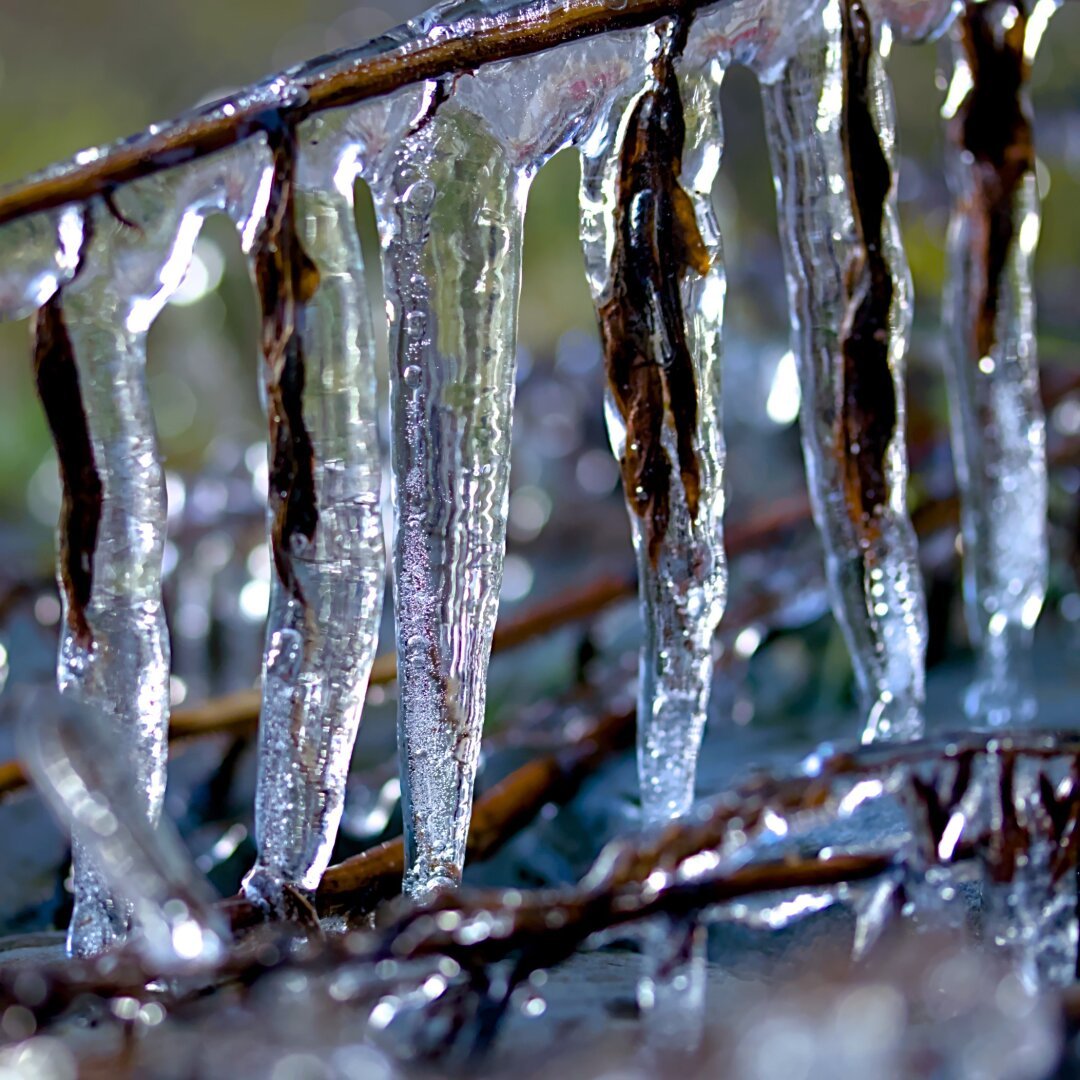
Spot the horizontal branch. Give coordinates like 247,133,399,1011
0,0,725,228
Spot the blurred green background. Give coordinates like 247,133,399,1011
0,0,1077,532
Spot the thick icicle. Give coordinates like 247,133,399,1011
941,0,1060,726
240,113,387,914
370,31,645,900
35,142,271,957
758,0,928,743
373,94,530,902
19,690,229,972
580,18,726,827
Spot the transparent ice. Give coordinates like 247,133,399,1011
0,206,83,321
19,690,229,972
370,31,648,900
941,0,1061,726
49,141,271,957
240,112,388,912
758,0,928,742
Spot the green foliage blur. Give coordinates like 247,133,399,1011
0,0,1077,530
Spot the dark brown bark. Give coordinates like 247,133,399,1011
252,120,321,603
598,15,710,565
838,0,898,545
951,0,1035,362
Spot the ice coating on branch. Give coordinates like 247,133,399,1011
239,112,389,914
19,690,229,971
757,0,928,743
0,207,83,320
580,20,725,827
367,35,647,900
941,0,1060,727
39,141,271,957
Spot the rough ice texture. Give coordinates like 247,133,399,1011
580,21,725,829
241,112,388,912
941,1,1059,727
366,34,648,899
42,141,271,957
758,0,928,743
0,206,83,321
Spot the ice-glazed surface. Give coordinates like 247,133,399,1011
0,207,83,321
757,0,928,743
580,20,725,827
366,30,651,900
941,0,1060,727
241,115,390,912
865,0,959,42
19,691,229,972
43,140,272,957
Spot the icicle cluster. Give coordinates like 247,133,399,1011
0,0,1065,963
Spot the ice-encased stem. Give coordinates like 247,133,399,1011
760,0,927,743
32,144,271,956
580,30,727,826
374,105,527,900
243,174,385,908
19,690,228,972
941,0,1058,727
51,216,170,958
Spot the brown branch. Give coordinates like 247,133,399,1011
0,0,730,229
225,705,635,929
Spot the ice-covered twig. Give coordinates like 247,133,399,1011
942,0,1061,726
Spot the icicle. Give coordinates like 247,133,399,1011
368,32,645,900
35,141,271,957
19,690,228,971
757,0,928,743
941,0,1061,727
372,97,531,901
580,18,725,827
235,119,385,917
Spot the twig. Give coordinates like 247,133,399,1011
0,0,739,228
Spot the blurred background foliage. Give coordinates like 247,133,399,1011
0,0,1077,576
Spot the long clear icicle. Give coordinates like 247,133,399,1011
580,22,726,827
941,0,1060,727
369,30,646,899
240,114,388,912
37,143,271,957
372,98,528,901
758,0,928,743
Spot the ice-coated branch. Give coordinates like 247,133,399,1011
581,15,727,827
941,0,1060,726
759,0,928,743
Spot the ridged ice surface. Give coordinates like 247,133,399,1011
19,691,229,972
366,33,650,899
941,0,1059,727
47,141,272,956
579,23,725,827
757,0,928,743
240,116,388,911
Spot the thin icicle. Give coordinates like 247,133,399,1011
941,0,1060,726
239,112,389,913
758,0,928,743
19,689,229,972
36,142,271,957
580,18,726,827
